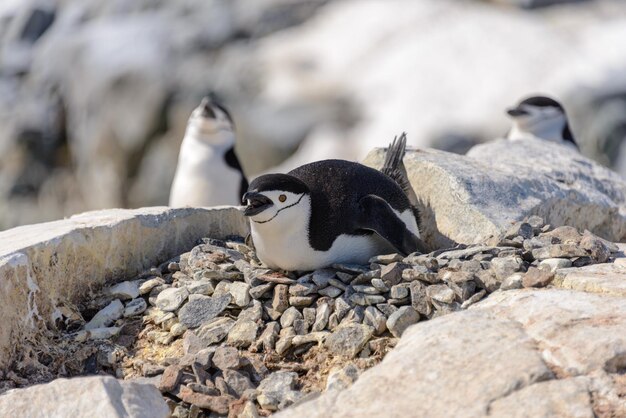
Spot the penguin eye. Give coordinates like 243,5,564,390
278,194,286,203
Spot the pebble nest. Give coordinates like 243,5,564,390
1,216,619,417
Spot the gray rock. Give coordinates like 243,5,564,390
328,278,347,291
222,369,254,398
228,282,251,307
325,363,361,392
380,262,409,286
227,319,259,348
324,323,374,357
376,303,398,318
460,290,487,309
249,283,274,299
532,244,588,260
139,277,165,295
280,306,303,328
334,297,352,321
539,258,573,272
364,141,626,249
426,285,456,304
74,326,121,341
292,332,328,346
390,284,409,299
155,287,189,312
178,294,231,328
500,273,524,290
369,254,404,264
239,300,263,322
363,306,387,335
289,283,317,296
106,281,140,300
490,256,525,280
401,265,439,284
349,293,386,306
352,285,380,295
186,280,215,296
312,303,331,332
386,306,420,338
85,299,124,330
272,284,290,313
0,375,169,418
579,232,611,263
370,279,389,292
123,298,147,317
318,286,342,298
522,267,555,288
212,346,241,370
257,321,280,351
195,317,236,346
289,296,316,307
311,269,336,287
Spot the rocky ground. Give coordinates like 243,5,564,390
0,216,619,417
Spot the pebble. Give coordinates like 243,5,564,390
539,258,573,272
85,299,124,330
390,284,409,299
531,244,587,260
249,283,273,299
156,287,189,312
324,323,374,357
123,298,147,317
107,281,140,300
178,294,231,328
196,317,236,346
288,296,316,307
380,262,408,286
363,306,387,335
280,306,303,328
312,303,331,332
460,290,487,309
289,283,317,296
349,293,386,306
326,363,361,391
74,326,121,342
401,265,439,283
227,319,259,348
426,284,456,304
272,285,290,313
318,286,342,298
369,253,404,264
212,346,241,370
158,365,183,392
222,369,255,397
186,280,214,296
229,282,251,307
139,277,165,295
522,267,555,288
257,322,280,351
500,273,524,290
311,269,336,287
386,306,420,338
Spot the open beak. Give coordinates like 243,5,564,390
242,192,273,217
506,106,529,117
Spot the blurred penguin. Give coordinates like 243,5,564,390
169,96,248,207
506,95,578,149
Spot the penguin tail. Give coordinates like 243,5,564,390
381,132,411,195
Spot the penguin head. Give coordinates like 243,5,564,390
187,96,235,143
506,95,576,146
243,174,310,225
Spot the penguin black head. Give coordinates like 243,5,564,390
189,96,235,141
243,174,310,224
506,95,577,147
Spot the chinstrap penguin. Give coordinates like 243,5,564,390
505,95,578,148
169,96,248,207
243,134,427,271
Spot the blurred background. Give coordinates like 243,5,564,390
1,0,626,230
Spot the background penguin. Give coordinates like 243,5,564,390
243,134,427,271
505,95,578,149
169,96,248,207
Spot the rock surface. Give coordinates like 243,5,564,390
0,375,169,418
364,139,626,250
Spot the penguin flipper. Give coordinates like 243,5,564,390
357,194,428,255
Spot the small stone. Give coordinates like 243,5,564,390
526,215,544,229
155,287,189,312
289,296,316,307
324,323,374,357
401,266,439,283
257,372,299,410
334,297,352,321
257,322,280,351
311,269,336,287
531,244,587,260
85,299,124,330
167,261,180,272
332,263,369,274
490,256,525,280
293,319,307,335
227,320,259,348
183,330,204,355
542,226,582,244
289,283,317,296
280,306,303,328
187,280,214,296
326,363,360,391
500,273,524,290
187,382,219,396
177,386,232,415
123,298,147,317
74,326,121,341
142,363,165,377
328,313,340,330
376,303,398,318
258,272,296,285
580,232,611,263
369,253,403,264
349,293,386,306
335,272,354,283
380,262,409,286
158,365,183,392
539,258,573,272
312,303,331,332
504,222,533,240
139,277,165,295
272,285,290,313
239,300,263,322
318,286,342,298
302,308,316,329
169,323,187,337
292,332,328,346
196,317,236,346
445,280,476,301
275,333,294,355
222,369,254,397
249,283,274,299
328,278,347,291
369,279,388,292
229,282,251,307
178,294,231,328
522,267,555,288
386,306,420,338
240,401,260,418
363,306,387,335
106,281,140,300
390,284,409,299
474,268,500,293
212,346,241,370
426,284,456,303
460,290,486,309
352,285,381,295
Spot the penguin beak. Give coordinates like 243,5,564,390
243,192,273,216
506,106,528,117
200,97,217,119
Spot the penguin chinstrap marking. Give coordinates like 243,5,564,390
243,136,427,271
505,95,578,149
169,97,248,208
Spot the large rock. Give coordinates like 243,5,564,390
364,138,626,249
277,289,626,417
0,375,169,418
0,206,247,369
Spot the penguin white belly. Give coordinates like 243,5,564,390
170,141,240,207
251,207,417,271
